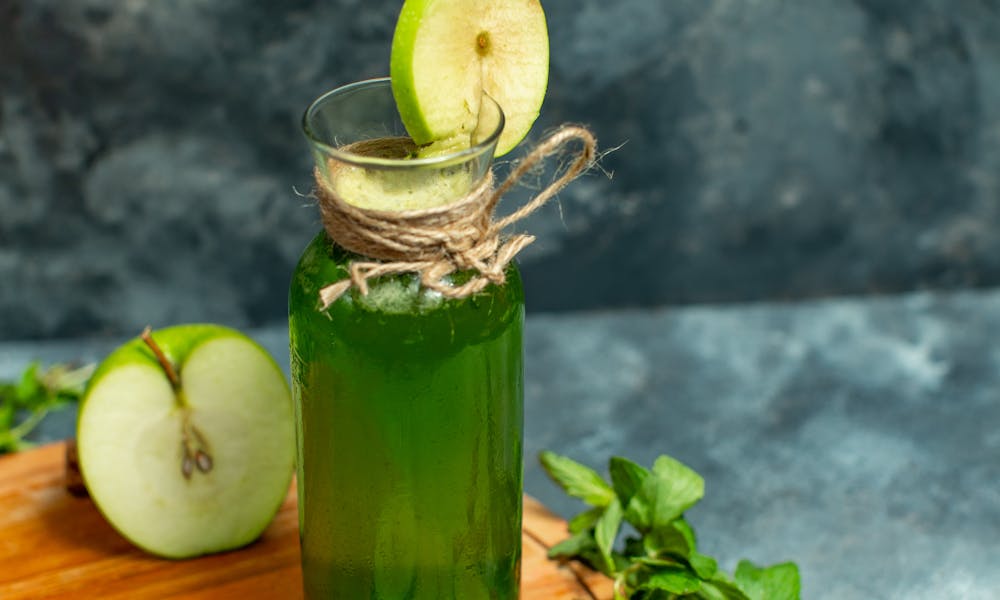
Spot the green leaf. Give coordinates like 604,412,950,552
698,579,752,600
734,560,801,600
673,518,698,549
594,498,623,573
612,552,634,574
540,448,802,600
643,518,697,558
624,491,653,532
547,530,608,576
568,506,604,534
636,556,683,568
610,455,649,506
624,455,704,533
622,480,667,533
1,362,93,457
649,455,705,530
0,396,13,431
688,552,718,580
547,531,596,559
15,363,42,407
640,565,702,594
539,451,615,507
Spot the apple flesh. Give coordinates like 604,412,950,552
77,324,295,559
390,0,549,157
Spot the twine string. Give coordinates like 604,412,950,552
314,124,597,309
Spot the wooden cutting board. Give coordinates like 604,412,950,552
0,442,613,599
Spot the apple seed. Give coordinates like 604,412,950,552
181,449,195,480
195,451,213,473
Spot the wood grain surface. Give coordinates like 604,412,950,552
0,442,613,599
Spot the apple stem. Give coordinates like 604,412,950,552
138,328,215,480
140,326,181,390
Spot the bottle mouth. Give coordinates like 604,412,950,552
302,77,505,170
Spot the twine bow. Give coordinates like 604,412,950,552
314,125,597,309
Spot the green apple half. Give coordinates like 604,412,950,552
77,324,295,559
390,0,549,157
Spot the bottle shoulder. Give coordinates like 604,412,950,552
289,231,524,351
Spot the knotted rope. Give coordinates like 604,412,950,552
314,125,597,309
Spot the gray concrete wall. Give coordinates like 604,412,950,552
2,0,999,339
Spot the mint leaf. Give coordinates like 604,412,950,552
624,489,653,532
635,556,684,568
548,532,607,576
673,518,697,550
734,560,801,600
1,362,94,455
569,506,604,534
639,530,714,580
610,456,649,506
541,450,801,600
548,531,596,559
595,497,623,573
625,455,704,533
688,552,718,580
699,579,752,600
0,393,13,430
639,565,702,594
539,451,615,507
15,363,42,407
642,519,695,558
649,455,704,529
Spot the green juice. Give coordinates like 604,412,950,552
289,231,524,599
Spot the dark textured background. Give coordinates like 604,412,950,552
2,0,1000,339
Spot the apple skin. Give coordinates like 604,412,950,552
390,0,549,157
81,324,241,388
76,324,295,559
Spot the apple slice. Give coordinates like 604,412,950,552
76,324,295,559
390,0,549,157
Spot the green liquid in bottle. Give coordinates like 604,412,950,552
289,231,524,599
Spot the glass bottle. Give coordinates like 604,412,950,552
291,78,523,599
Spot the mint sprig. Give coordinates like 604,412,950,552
0,362,94,453
540,451,801,600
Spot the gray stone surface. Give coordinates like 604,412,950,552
522,292,1000,599
3,290,999,598
3,1,1000,338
